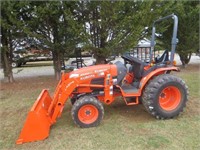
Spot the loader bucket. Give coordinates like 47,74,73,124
16,89,53,144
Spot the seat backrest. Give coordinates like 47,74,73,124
155,50,169,63
133,61,144,79
121,55,146,81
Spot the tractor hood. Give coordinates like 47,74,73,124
68,64,117,82
67,61,127,86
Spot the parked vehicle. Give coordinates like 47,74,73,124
12,53,28,68
12,51,52,68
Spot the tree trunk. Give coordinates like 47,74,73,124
1,27,14,83
1,48,14,83
52,50,62,80
179,52,192,68
96,56,107,64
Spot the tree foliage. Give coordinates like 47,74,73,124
157,1,199,66
1,1,198,82
1,1,28,82
19,1,83,79
76,1,162,63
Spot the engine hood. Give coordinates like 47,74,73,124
68,64,117,83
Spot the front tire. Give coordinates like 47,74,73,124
71,96,104,128
70,98,76,105
142,74,188,119
12,62,18,68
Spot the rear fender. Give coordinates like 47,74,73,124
140,66,179,90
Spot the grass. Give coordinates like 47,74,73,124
0,64,200,150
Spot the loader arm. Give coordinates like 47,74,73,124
49,77,79,122
16,70,115,144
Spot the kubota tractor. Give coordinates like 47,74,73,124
16,14,188,144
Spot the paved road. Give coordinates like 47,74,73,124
0,61,54,80
0,54,200,80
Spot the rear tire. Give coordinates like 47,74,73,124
142,74,188,119
18,63,22,67
71,96,104,128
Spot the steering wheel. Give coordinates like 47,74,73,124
121,55,134,63
121,55,144,65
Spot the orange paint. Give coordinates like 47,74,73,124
16,63,180,144
16,90,52,144
159,86,181,111
78,104,99,124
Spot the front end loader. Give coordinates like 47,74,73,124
16,14,188,144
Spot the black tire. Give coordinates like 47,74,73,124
12,62,18,68
18,63,22,67
142,74,188,119
70,94,84,105
71,96,104,128
70,98,76,105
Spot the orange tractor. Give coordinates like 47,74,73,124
16,14,188,144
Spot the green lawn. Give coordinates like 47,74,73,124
0,64,199,150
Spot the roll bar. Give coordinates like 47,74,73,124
150,14,178,64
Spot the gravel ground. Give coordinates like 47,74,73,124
0,54,200,80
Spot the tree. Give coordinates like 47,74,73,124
77,1,162,63
158,1,199,67
1,1,181,82
21,1,83,80
1,1,27,82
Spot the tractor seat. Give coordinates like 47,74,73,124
122,54,169,88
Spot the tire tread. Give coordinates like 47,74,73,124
142,74,188,119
